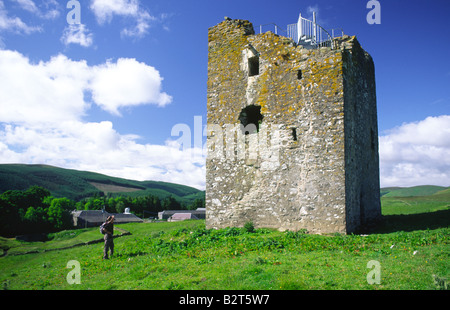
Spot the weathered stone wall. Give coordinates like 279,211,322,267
206,18,381,234
340,38,382,232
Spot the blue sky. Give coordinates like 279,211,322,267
0,0,449,189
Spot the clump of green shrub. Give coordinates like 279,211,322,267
243,221,255,233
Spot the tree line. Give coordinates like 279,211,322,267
0,186,205,237
80,192,205,218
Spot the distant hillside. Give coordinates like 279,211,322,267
0,164,204,204
380,185,449,198
432,187,450,198
380,185,450,216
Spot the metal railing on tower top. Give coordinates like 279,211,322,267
259,12,344,49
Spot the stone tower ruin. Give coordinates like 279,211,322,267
205,17,381,234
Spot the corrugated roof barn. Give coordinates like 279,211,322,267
168,213,200,222
158,208,205,220
72,210,143,228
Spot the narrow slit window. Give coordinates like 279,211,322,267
248,56,259,77
292,128,298,141
297,69,302,80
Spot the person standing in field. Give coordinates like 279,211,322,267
102,215,115,259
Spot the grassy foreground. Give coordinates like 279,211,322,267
1,190,449,291
1,216,448,290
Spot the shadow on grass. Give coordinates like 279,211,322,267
371,209,450,234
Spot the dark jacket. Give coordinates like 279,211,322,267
103,222,114,236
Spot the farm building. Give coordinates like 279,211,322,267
158,208,206,221
168,213,200,222
72,210,143,228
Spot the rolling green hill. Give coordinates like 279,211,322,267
432,187,450,198
0,164,204,204
380,185,448,198
380,185,450,216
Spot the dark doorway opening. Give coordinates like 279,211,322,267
239,105,263,135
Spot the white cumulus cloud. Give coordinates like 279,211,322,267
14,0,60,19
0,50,172,121
379,115,450,187
89,0,154,38
0,51,91,124
0,0,41,34
91,58,172,115
61,24,94,47
90,0,140,23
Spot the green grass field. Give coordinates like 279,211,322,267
1,192,449,290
